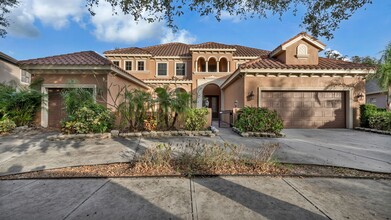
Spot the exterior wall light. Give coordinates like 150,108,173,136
234,100,238,108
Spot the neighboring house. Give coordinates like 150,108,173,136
365,79,389,109
18,51,149,128
19,32,375,129
0,51,30,86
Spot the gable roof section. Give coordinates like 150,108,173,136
0,51,18,65
366,79,386,94
18,51,149,89
18,51,113,66
269,32,326,58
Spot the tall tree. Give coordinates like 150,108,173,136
324,49,348,61
375,42,391,92
351,56,378,66
0,0,18,38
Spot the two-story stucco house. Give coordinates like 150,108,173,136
19,32,375,128
0,51,31,87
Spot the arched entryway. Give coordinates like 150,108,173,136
203,83,221,119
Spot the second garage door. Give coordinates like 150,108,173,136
261,91,346,128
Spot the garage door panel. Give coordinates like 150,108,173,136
261,91,346,128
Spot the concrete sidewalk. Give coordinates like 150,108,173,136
0,177,390,220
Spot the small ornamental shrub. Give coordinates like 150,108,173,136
0,83,43,126
185,108,209,131
360,104,378,127
61,104,114,134
234,107,283,134
368,112,391,131
0,118,16,133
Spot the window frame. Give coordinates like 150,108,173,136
112,60,120,67
175,62,186,76
156,62,169,77
137,60,146,71
125,60,133,71
20,70,31,84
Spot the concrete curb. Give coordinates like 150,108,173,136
47,133,111,141
232,127,285,138
354,127,391,136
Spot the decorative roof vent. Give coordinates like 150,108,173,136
296,44,309,59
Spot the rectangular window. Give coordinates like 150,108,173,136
175,63,186,76
157,63,168,76
125,61,132,71
21,70,31,84
112,61,120,66
137,61,145,71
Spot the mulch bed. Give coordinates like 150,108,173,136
1,162,390,180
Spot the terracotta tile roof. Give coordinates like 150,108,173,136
103,42,271,57
232,45,269,57
144,43,191,56
0,51,18,65
241,56,376,70
18,51,112,66
190,42,236,50
104,47,151,55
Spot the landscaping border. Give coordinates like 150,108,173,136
47,126,219,140
354,127,391,136
232,127,285,138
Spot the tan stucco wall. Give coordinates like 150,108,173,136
222,76,244,110
277,39,320,65
0,60,21,85
243,76,365,127
366,93,388,109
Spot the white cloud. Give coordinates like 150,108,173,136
220,11,241,23
6,0,197,44
160,29,196,44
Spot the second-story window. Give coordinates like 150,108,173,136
112,61,120,67
175,63,186,76
157,63,168,76
125,61,132,71
137,61,145,71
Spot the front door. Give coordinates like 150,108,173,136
205,96,219,119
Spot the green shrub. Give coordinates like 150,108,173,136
61,88,94,116
234,107,284,134
369,112,391,131
185,108,209,131
61,103,114,134
0,84,43,126
0,118,16,133
360,104,379,127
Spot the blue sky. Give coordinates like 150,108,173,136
1,0,390,60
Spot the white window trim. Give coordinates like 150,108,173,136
41,84,97,128
156,62,169,77
136,60,146,71
124,60,133,71
20,69,31,84
112,60,121,68
175,62,187,77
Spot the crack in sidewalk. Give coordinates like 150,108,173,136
282,178,332,220
62,179,110,220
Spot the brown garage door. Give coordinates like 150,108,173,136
261,91,346,128
48,88,67,128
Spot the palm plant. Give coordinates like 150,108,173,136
170,89,191,130
376,42,391,91
155,87,171,130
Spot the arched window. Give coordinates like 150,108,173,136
208,57,217,72
297,44,309,58
219,57,228,72
197,57,206,72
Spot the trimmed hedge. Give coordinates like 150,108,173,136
234,107,283,134
360,104,378,127
369,112,391,131
185,108,209,131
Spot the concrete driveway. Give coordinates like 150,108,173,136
274,129,391,173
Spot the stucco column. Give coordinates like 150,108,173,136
195,60,198,72
228,61,230,72
206,61,208,72
217,61,220,72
